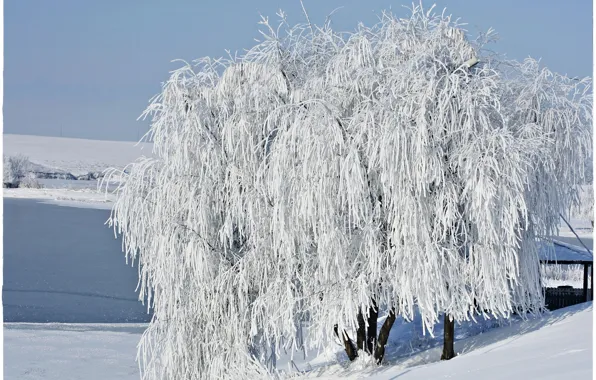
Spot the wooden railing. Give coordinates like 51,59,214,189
544,286,592,311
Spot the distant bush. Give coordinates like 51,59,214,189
18,172,42,189
4,154,32,188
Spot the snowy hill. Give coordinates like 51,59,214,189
311,303,593,379
4,303,592,380
3,134,154,208
3,134,153,176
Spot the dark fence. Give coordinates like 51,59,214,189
544,286,592,311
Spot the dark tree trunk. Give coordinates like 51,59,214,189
583,264,589,301
366,300,378,354
356,311,366,351
334,324,358,361
337,300,395,363
374,308,396,364
441,313,456,360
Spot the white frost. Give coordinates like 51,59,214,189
105,5,592,379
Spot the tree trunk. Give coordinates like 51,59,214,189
334,324,358,361
374,308,396,364
441,313,455,360
366,300,378,354
356,311,366,351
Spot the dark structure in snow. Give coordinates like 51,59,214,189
539,240,593,310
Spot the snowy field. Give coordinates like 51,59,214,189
4,303,592,380
3,186,116,210
3,134,153,176
3,187,116,210
4,323,146,380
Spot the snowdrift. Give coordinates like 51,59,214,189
311,302,593,379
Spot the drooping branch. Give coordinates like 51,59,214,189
104,5,591,378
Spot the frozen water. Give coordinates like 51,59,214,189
3,198,151,323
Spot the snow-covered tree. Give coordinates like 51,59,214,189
3,154,31,188
105,5,591,378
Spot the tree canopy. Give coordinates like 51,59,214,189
106,5,592,379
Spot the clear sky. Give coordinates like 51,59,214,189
5,0,593,141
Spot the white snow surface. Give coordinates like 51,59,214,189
3,134,153,176
4,303,592,380
306,302,593,380
4,324,147,380
3,187,116,209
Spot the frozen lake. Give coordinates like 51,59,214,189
3,198,152,323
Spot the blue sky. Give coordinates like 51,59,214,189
5,0,593,141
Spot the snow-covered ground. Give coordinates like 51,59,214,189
3,134,153,176
4,323,146,380
306,302,592,380
3,187,116,209
4,303,591,380
275,309,506,376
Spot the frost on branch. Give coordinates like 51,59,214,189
104,5,592,379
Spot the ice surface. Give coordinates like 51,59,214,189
3,198,151,323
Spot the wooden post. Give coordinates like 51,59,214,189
583,264,589,302
591,263,594,301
